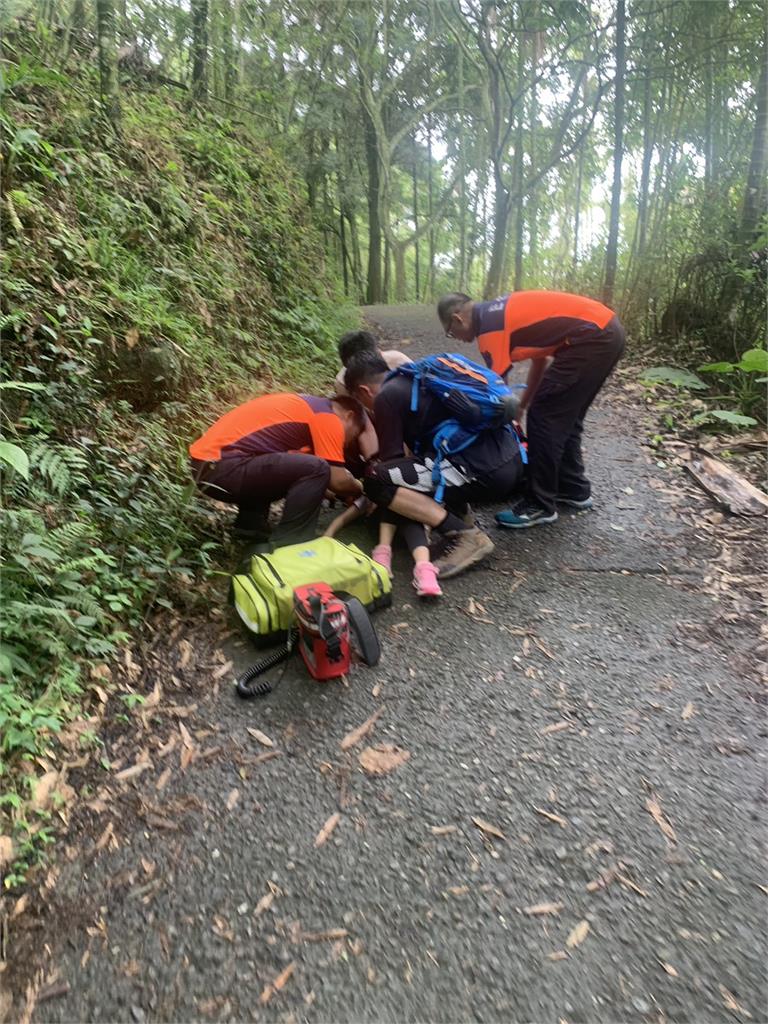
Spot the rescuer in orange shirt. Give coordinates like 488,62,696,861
437,290,626,528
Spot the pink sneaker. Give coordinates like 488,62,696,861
412,561,442,598
372,544,393,575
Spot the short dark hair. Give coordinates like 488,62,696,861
344,351,389,393
331,393,367,434
338,330,378,367
437,292,473,327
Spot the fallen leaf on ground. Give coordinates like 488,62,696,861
358,744,410,775
247,727,274,748
30,770,59,810
212,660,234,680
646,793,677,844
430,825,457,836
447,885,469,896
522,901,563,916
541,721,571,736
340,706,384,750
616,872,648,897
115,761,153,782
314,812,341,847
259,962,296,1004
681,702,696,720
11,893,29,919
94,821,115,852
155,767,172,791
254,892,275,916
547,950,569,961
719,983,752,1018
566,920,590,948
534,806,568,828
178,722,193,749
226,788,240,810
471,816,505,840
660,961,679,977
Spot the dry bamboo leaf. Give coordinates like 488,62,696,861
681,702,695,720
566,919,590,948
155,767,172,792
358,744,410,775
547,950,569,961
11,892,30,919
177,638,193,669
471,816,505,840
314,812,341,847
95,821,114,852
522,901,563,916
430,825,457,836
534,806,568,828
226,788,240,810
447,886,470,897
178,722,193,749
646,793,677,843
212,660,234,680
719,984,752,1018
254,891,275,916
115,761,153,782
125,327,139,349
259,962,296,1004
616,872,648,897
247,727,274,748
541,721,571,736
180,745,194,771
340,706,384,751
660,961,679,977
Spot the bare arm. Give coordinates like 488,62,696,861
328,466,363,499
520,358,548,413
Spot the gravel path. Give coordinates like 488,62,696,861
4,305,765,1024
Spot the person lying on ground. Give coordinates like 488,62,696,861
437,290,626,529
189,392,364,557
345,352,525,595
335,330,413,462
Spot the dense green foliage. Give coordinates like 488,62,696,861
0,48,355,783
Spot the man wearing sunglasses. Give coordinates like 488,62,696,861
437,290,626,528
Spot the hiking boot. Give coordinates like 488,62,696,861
496,504,558,529
433,527,495,580
372,543,393,576
412,561,442,598
556,493,594,510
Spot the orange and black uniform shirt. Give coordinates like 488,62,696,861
189,393,346,465
472,291,615,377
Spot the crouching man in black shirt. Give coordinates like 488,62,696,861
345,352,524,593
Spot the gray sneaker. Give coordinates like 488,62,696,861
433,527,495,580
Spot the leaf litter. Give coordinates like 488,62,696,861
340,706,384,750
358,744,410,775
314,812,341,847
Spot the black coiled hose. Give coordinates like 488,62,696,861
235,629,298,698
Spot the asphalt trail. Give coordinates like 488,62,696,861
9,305,766,1024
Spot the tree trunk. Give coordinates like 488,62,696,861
426,117,435,301
572,140,585,274
457,44,468,292
190,0,209,103
484,169,510,299
603,0,626,307
393,241,407,302
513,34,525,291
363,109,383,304
412,141,420,301
741,25,768,243
95,0,121,129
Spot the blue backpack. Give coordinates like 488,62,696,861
387,353,527,502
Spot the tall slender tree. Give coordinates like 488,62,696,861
603,0,626,307
95,0,121,129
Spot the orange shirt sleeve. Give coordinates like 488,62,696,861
309,412,345,464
